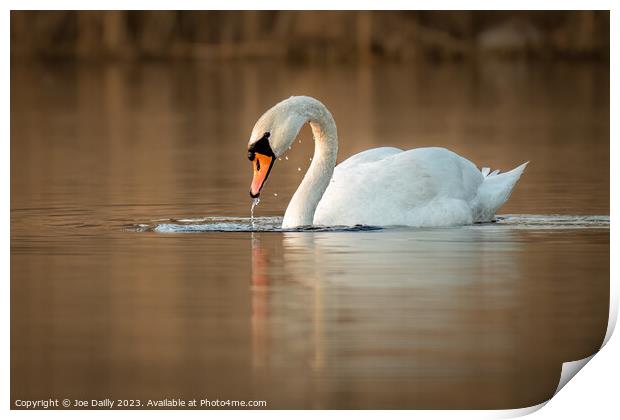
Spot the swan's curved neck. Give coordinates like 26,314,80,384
282,103,338,228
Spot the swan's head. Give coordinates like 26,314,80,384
247,132,276,198
247,97,308,198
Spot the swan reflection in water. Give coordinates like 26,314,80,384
249,226,527,394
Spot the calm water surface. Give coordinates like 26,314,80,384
11,59,609,409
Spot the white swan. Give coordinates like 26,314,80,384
247,96,528,228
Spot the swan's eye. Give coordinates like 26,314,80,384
256,160,261,171
248,151,255,161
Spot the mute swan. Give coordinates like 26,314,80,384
247,96,528,228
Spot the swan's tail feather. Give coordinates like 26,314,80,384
481,167,501,178
475,161,529,222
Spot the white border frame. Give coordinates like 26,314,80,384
3,2,616,419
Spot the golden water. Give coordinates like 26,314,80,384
11,59,609,409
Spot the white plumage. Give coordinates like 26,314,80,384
316,147,528,227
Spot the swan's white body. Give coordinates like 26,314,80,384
248,96,528,228
315,146,528,227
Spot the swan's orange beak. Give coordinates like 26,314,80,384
250,153,274,198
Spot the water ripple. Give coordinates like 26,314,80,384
129,214,609,233
493,214,609,229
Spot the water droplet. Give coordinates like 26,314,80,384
278,157,282,161
285,156,288,160
309,157,312,161
288,146,292,150
273,193,278,197
250,197,261,228
298,140,302,144
297,167,301,171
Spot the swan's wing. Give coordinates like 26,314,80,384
315,147,484,226
335,147,403,171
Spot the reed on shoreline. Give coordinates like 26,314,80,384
11,11,609,62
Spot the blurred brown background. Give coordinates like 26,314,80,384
11,11,609,62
